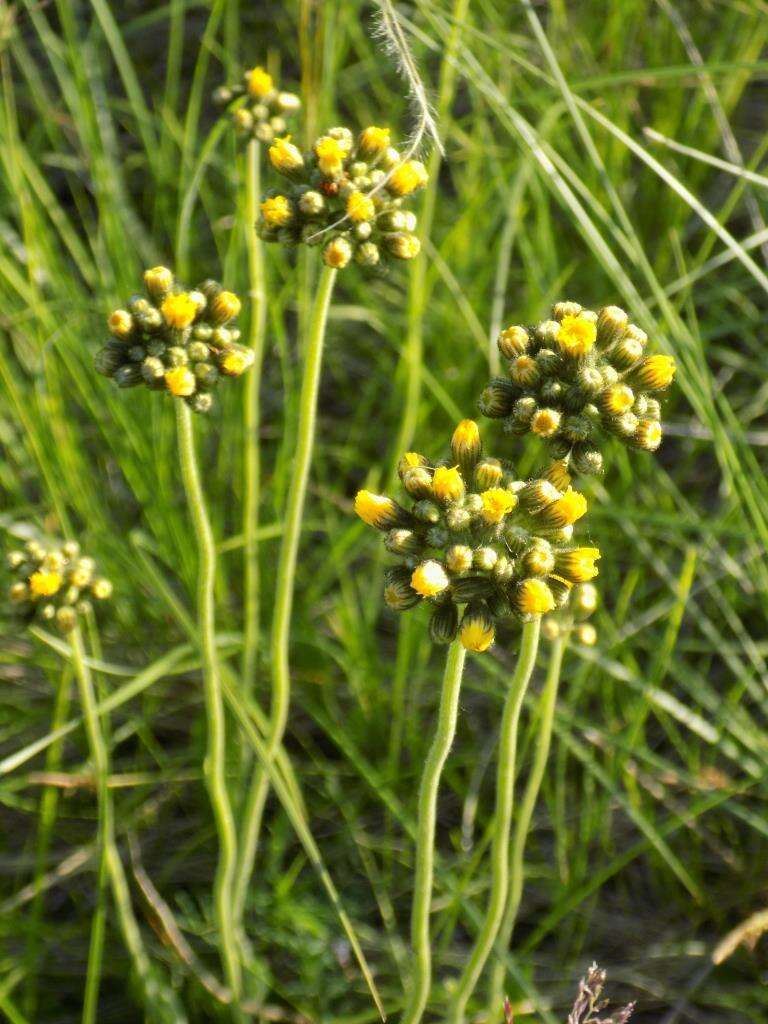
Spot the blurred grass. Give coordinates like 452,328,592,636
1,0,768,1020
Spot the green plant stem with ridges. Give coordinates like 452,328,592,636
447,618,541,1024
401,638,467,1024
486,632,566,1020
175,400,243,1015
233,138,269,923
235,263,337,912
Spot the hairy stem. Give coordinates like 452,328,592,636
486,631,566,1019
234,263,337,913
175,400,242,1011
402,639,467,1024
447,619,541,1024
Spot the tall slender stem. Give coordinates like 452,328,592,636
241,138,266,698
233,263,337,914
485,632,566,1019
402,639,467,1024
175,400,242,1010
69,627,179,1018
447,619,541,1024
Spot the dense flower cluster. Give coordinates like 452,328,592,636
95,267,251,414
213,65,301,144
259,125,427,268
480,301,676,475
353,421,600,653
6,539,112,634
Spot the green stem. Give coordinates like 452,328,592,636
447,619,541,1024
485,632,565,1019
402,639,467,1024
175,400,242,1010
241,137,266,698
233,263,337,916
70,627,178,1019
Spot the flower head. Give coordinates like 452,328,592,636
352,422,598,653
258,123,425,270
95,269,247,413
7,539,113,633
481,300,676,473
214,65,300,145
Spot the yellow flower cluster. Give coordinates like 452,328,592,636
95,267,250,414
480,301,676,475
259,124,427,269
6,539,112,634
353,421,600,653
213,64,301,145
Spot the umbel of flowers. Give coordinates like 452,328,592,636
213,64,301,144
6,539,112,633
95,267,251,414
259,125,427,269
353,420,600,653
480,301,676,475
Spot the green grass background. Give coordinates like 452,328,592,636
1,0,768,1020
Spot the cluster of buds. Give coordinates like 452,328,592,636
353,421,600,654
480,301,676,475
259,125,427,269
541,580,599,648
213,65,300,144
95,267,251,414
6,539,112,634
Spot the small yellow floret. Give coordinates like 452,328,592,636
354,490,396,529
210,291,241,324
220,348,254,376
107,310,133,339
634,419,663,451
388,160,429,196
547,487,588,526
531,408,561,438
164,367,196,397
346,190,376,223
246,66,274,98
143,265,173,297
480,488,517,524
602,384,635,415
411,561,449,598
452,419,480,452
543,460,571,491
91,578,113,600
359,126,391,157
556,547,601,583
269,136,304,174
510,355,539,387
323,237,353,268
261,195,293,228
315,136,348,177
460,617,495,653
432,466,465,503
29,570,62,598
636,354,676,390
516,578,555,616
161,292,198,330
557,315,597,356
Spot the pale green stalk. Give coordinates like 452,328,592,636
447,619,541,1024
175,400,242,1012
485,633,566,1019
234,263,337,913
241,137,266,698
233,136,269,923
69,626,180,1020
402,639,467,1024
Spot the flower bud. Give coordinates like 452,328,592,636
323,237,353,268
94,344,126,377
432,466,465,504
91,577,113,600
556,315,596,357
498,326,529,359
164,366,196,397
479,378,519,418
355,242,380,266
385,529,423,557
572,582,598,617
451,576,493,603
554,547,600,583
445,545,474,574
474,458,504,490
388,160,428,196
536,487,587,527
445,507,471,532
346,190,375,223
570,444,604,476
575,623,597,646
384,567,421,610
451,419,481,480
509,355,540,388
596,305,628,348
610,334,644,370
108,309,134,340
543,460,571,491
628,354,676,391
521,540,555,576
269,135,305,178
354,490,412,530
530,408,561,438
480,488,517,524
631,418,663,451
599,384,634,416
518,479,561,513
261,195,293,228
541,617,561,641
114,364,143,388
358,126,391,160
514,578,555,618
188,392,214,414
161,292,198,330
459,602,495,652
552,301,582,321
144,266,174,299
246,66,274,99
429,603,459,644
298,190,325,217
234,108,255,133
383,233,421,260
55,606,77,633
473,547,498,572
219,346,254,377
413,500,440,524
402,466,433,500
411,560,449,598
